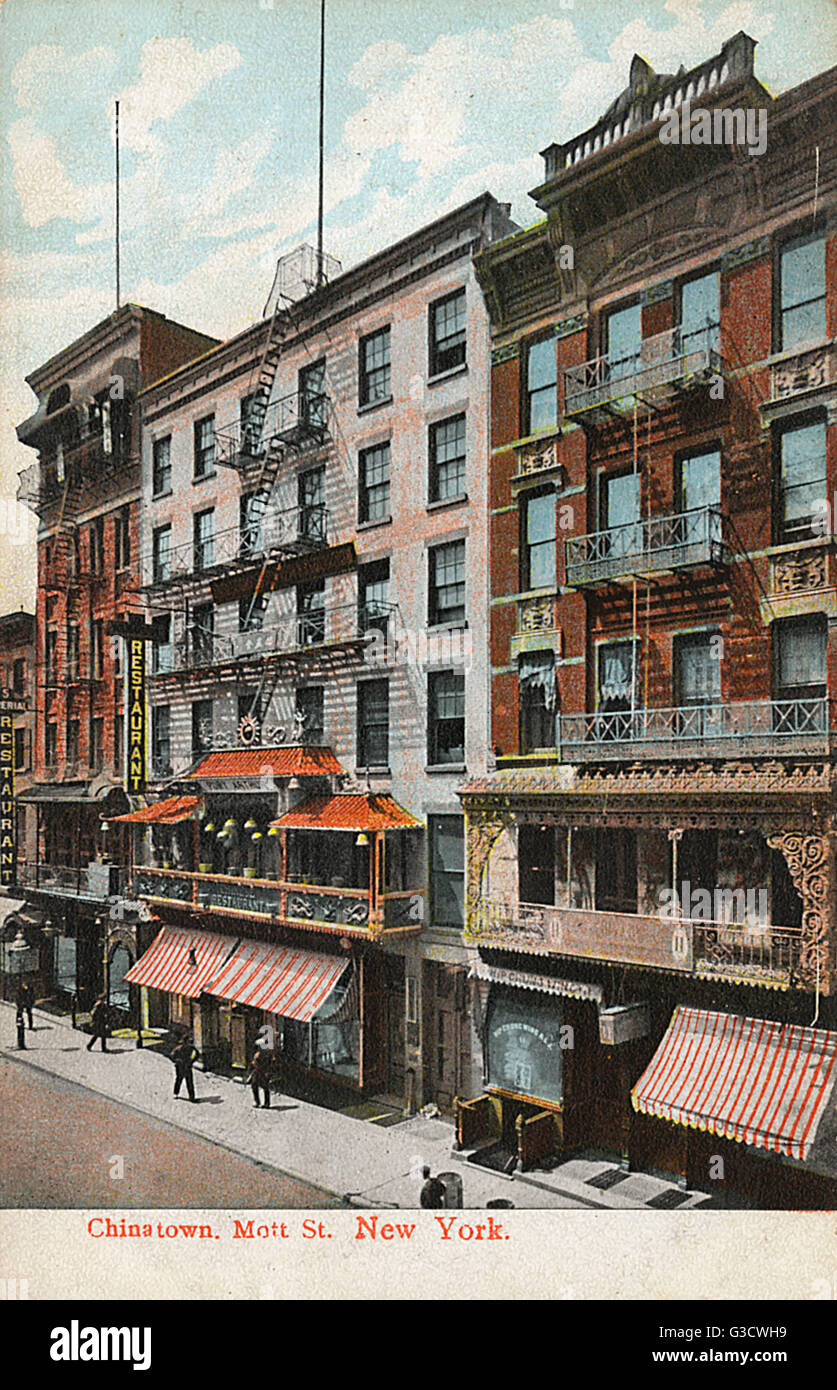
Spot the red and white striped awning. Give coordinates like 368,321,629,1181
631,1006,837,1161
124,925,239,999
203,938,349,1023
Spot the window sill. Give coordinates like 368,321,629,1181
427,493,468,513
425,763,466,774
355,766,391,778
152,489,173,501
193,470,217,485
357,396,393,417
427,363,468,387
357,515,393,532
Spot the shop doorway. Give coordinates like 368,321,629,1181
423,962,471,1113
382,956,405,1101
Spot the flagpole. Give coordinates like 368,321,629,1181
115,100,121,311
316,0,325,287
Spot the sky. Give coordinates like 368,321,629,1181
1,0,835,610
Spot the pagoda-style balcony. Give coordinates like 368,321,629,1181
469,897,803,989
145,504,329,589
156,601,397,677
131,866,422,938
563,326,723,423
215,390,331,467
558,697,830,761
16,860,126,902
564,505,730,588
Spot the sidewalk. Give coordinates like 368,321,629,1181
1,1001,714,1210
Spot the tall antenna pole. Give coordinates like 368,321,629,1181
316,0,325,288
115,99,121,311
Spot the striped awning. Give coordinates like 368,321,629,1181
112,796,200,825
631,1006,837,1161
470,960,604,1004
203,938,349,1022
124,925,239,999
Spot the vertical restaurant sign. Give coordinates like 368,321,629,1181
0,711,15,886
127,638,147,794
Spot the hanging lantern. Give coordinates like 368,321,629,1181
244,817,258,831
223,818,237,831
204,821,216,834
267,826,281,838
251,832,263,843
355,832,369,847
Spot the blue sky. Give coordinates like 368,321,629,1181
1,0,835,609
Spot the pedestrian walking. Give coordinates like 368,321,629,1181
18,982,34,1029
419,1166,447,1208
248,1045,274,1109
15,1000,26,1051
171,1037,199,1101
86,995,110,1052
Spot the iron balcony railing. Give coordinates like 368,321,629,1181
146,504,329,586
564,325,722,418
16,861,126,900
564,505,730,587
157,600,398,675
469,897,803,987
215,390,331,466
558,697,830,761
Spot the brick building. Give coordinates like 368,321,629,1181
460,35,837,1204
121,195,516,1108
15,305,219,1009
0,610,36,996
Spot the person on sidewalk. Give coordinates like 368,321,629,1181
18,982,34,1030
86,996,110,1052
171,1037,199,1101
249,1045,274,1109
419,1166,447,1208
15,1000,26,1051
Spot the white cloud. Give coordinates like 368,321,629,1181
11,44,117,111
182,127,275,236
8,117,111,228
117,37,242,156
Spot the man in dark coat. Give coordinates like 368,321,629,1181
18,982,34,1029
86,995,109,1052
171,1037,199,1101
249,1045,274,1109
419,1166,447,1208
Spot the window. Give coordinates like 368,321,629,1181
152,525,171,584
66,625,79,681
521,490,556,591
428,669,465,765
429,815,464,928
296,581,325,647
518,651,556,752
525,338,557,434
45,631,57,685
114,506,130,570
780,234,826,351
45,722,57,766
92,621,105,680
298,467,326,543
605,302,642,372
152,435,172,496
429,540,465,626
12,658,25,694
194,508,215,572
429,414,466,503
299,359,326,431
677,449,721,544
296,686,324,745
151,614,172,673
239,594,267,632
89,394,113,456
14,727,27,771
429,289,466,376
776,418,826,543
241,392,260,454
91,718,104,772
191,604,215,665
359,441,390,524
597,640,638,713
359,327,391,406
357,678,389,768
114,714,123,777
194,414,215,478
679,270,719,352
90,515,105,574
600,470,641,560
595,827,637,914
192,700,214,757
240,492,265,557
519,823,555,905
774,616,827,701
675,633,721,706
66,720,79,766
359,559,390,639
152,705,171,777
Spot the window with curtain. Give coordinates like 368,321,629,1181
597,640,637,712
775,617,827,694
518,651,556,752
676,632,721,705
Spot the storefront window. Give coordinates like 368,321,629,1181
55,935,77,995
486,991,564,1103
283,974,360,1082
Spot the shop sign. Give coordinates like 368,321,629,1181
486,993,564,1104
0,712,15,887
126,639,147,794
